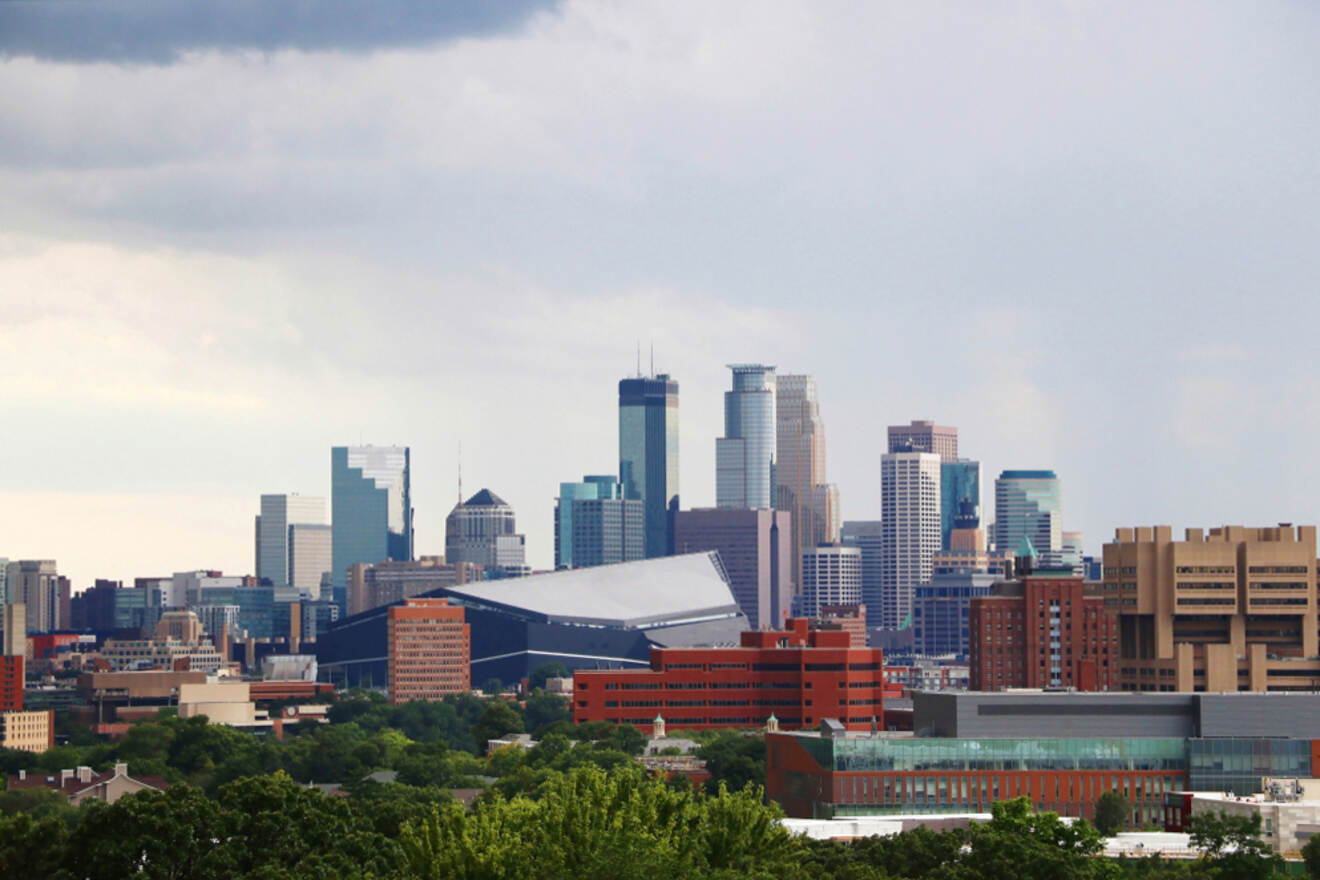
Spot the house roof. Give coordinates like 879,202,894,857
7,766,169,798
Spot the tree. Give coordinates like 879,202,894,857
529,662,569,691
472,700,524,752
697,731,765,794
1302,831,1320,879
1188,810,1283,880
953,797,1102,880
523,691,571,736
1095,789,1131,836
480,677,504,695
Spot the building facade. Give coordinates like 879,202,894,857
386,598,470,704
880,453,942,630
1104,524,1320,692
0,710,54,753
969,572,1119,691
347,556,481,617
842,521,884,619
887,420,958,460
716,364,777,510
799,545,863,618
673,507,793,629
776,374,841,584
912,571,998,659
331,445,412,613
445,489,528,578
255,494,329,592
6,560,68,632
994,470,1062,562
573,619,884,732
554,476,644,569
939,459,980,550
618,374,680,558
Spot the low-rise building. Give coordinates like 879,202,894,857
0,709,53,752
7,763,167,804
387,598,469,704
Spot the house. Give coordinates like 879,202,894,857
7,762,168,805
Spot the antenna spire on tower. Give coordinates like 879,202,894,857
457,440,463,505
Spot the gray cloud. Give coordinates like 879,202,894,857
0,0,557,64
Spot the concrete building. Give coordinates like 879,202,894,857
969,572,1119,691
2,603,25,656
799,545,862,618
716,364,777,510
98,612,225,673
573,618,884,732
0,709,53,752
993,470,1062,563
178,681,269,729
880,452,942,630
172,570,248,609
618,373,680,558
554,476,644,569
888,420,958,460
331,445,412,613
445,489,528,579
347,556,481,617
842,521,884,620
255,494,330,595
6,560,68,632
673,507,793,629
387,598,470,704
776,374,841,584
7,763,166,804
1104,524,1320,692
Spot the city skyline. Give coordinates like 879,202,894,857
4,3,1319,588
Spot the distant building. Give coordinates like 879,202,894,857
1,604,22,656
841,521,884,619
98,611,225,673
912,572,998,659
993,470,1062,562
6,560,68,632
554,476,644,569
798,545,862,618
716,364,777,510
255,494,330,595
387,598,470,704
0,710,53,753
673,507,793,629
331,445,412,613
887,420,957,460
880,452,941,630
0,656,22,713
573,618,884,732
1105,524,1320,692
969,571,1118,690
939,459,980,549
445,489,529,579
618,373,680,558
347,556,481,617
776,374,841,584
7,762,165,804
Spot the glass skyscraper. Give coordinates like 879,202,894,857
618,374,679,558
554,475,643,569
939,459,980,550
331,446,412,614
255,493,329,591
716,364,776,510
993,469,1061,563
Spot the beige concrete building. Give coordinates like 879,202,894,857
1103,525,1319,692
177,681,270,729
1188,787,1320,856
0,709,53,752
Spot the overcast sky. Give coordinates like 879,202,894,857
2,1,1319,589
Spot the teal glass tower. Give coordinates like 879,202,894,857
993,469,1061,563
331,446,412,613
618,374,679,558
939,459,981,549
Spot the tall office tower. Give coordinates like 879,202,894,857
716,364,777,510
939,459,981,549
887,420,958,460
331,446,412,613
618,373,679,558
880,453,942,630
1104,524,1320,692
993,470,1062,563
554,476,644,569
288,524,332,598
5,561,66,632
798,544,862,618
387,598,470,705
445,489,529,579
70,579,120,631
255,494,329,592
1060,531,1085,574
775,375,842,584
673,508,793,629
841,521,884,617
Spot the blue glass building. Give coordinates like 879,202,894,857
331,446,412,614
716,364,776,510
939,459,980,549
554,475,643,569
993,469,1061,562
619,374,679,558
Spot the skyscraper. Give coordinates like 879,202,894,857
775,374,841,584
880,452,942,630
445,489,528,578
5,561,67,632
716,364,776,510
673,507,792,629
798,544,862,618
887,420,958,460
618,374,680,558
993,470,1062,563
554,476,644,569
841,520,884,618
939,459,981,549
255,494,329,591
331,446,412,613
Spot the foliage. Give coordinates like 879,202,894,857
1187,810,1283,880
529,662,569,691
472,700,524,751
696,730,765,793
1095,789,1132,836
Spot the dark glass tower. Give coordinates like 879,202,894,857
331,446,412,614
618,374,679,558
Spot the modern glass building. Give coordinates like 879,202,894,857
842,521,884,617
716,364,777,511
255,494,329,591
618,374,679,559
912,571,998,658
331,446,412,614
939,460,980,550
993,470,1061,563
554,475,643,569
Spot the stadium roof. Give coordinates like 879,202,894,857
440,551,743,629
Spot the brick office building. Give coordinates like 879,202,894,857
387,598,470,705
0,656,22,712
572,618,884,733
969,571,1118,691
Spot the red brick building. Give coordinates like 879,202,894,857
969,572,1118,691
572,618,884,733
387,598,470,705
0,656,22,712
